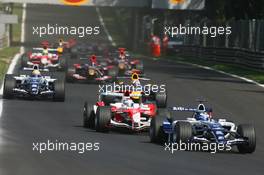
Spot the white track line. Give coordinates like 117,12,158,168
0,3,27,117
96,7,116,47
191,63,264,88
165,58,264,89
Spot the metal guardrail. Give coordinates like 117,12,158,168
172,46,264,71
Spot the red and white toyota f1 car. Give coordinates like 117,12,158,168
21,47,68,71
83,92,157,132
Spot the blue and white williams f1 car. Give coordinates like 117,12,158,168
150,103,256,153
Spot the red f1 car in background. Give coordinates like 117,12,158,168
66,55,118,83
83,91,157,132
108,48,144,76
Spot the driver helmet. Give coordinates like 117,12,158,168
118,48,126,59
194,104,210,121
90,55,97,65
130,91,141,103
31,69,41,77
124,98,134,107
59,39,63,46
43,46,48,55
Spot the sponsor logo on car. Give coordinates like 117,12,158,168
169,0,185,5
60,0,88,6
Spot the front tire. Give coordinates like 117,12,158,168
174,121,192,143
237,124,256,153
95,106,111,132
3,74,16,99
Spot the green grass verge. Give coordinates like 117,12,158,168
0,3,22,81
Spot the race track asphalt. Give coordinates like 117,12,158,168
0,4,263,175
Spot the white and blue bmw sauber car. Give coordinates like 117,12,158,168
150,102,256,153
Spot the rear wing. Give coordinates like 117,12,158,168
171,107,198,112
32,48,59,52
79,56,104,60
100,92,124,97
23,67,49,72
117,76,150,81
171,106,212,113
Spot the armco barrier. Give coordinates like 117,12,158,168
173,46,264,71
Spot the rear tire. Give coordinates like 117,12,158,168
66,67,75,83
59,58,68,71
155,91,167,108
83,102,95,128
150,109,169,143
237,124,256,153
95,106,111,132
53,78,65,102
3,74,16,99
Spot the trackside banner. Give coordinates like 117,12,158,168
152,0,205,10
2,0,204,9
2,0,149,7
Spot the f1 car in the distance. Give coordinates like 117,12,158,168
66,55,118,83
21,46,68,71
150,102,256,153
3,68,65,101
108,48,144,76
41,38,77,54
83,92,157,132
70,42,109,59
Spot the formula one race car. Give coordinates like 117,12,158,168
150,102,256,153
83,92,157,132
21,47,68,71
66,55,118,83
41,39,76,53
3,68,65,101
108,48,144,76
113,73,167,108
